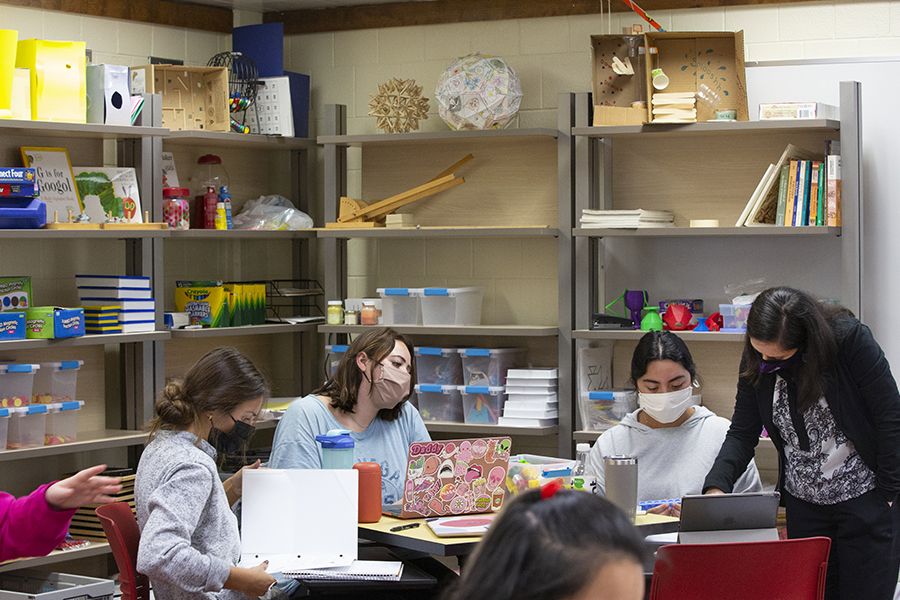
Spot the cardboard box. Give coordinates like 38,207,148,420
0,277,31,312
86,64,131,125
130,65,228,132
15,39,87,123
0,312,25,340
175,280,226,327
645,31,748,123
759,102,839,121
25,307,85,339
591,34,648,126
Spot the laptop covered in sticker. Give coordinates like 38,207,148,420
383,437,512,519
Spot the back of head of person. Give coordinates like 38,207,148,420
316,326,416,422
440,488,647,600
631,330,699,426
742,286,854,412
148,346,270,440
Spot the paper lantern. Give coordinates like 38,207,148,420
435,53,523,131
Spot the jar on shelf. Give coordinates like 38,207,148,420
162,187,190,230
327,301,344,325
360,302,378,325
344,310,359,326
190,154,229,229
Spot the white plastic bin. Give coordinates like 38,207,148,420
32,360,83,404
325,345,349,376
414,347,463,385
459,385,507,424
0,364,40,408
414,384,464,422
578,390,637,432
376,288,423,325
0,408,9,451
420,287,483,326
45,400,84,445
0,570,114,600
458,348,526,386
6,404,48,449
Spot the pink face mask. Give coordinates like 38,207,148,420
369,361,411,408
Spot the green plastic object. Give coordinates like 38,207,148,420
641,306,663,331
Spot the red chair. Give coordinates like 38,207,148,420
95,503,151,600
649,536,831,600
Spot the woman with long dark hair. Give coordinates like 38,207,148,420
704,286,900,600
586,330,760,517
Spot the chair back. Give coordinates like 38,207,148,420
95,503,151,600
649,536,831,600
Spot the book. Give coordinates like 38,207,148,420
285,560,403,581
796,160,810,226
826,153,841,226
119,310,155,322
579,209,674,229
20,147,82,223
785,160,799,227
737,164,775,226
745,143,819,227
161,152,180,188
808,161,821,226
72,167,143,223
118,321,156,333
77,286,153,299
775,164,790,226
75,275,150,289
816,162,826,226
81,298,155,311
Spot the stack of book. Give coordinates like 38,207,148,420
76,275,155,333
651,92,697,123
83,306,122,334
580,209,674,229
69,472,136,540
497,368,559,428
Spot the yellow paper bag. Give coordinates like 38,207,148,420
15,39,87,123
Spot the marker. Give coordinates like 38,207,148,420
390,523,421,532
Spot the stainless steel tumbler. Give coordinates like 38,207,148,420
604,455,638,521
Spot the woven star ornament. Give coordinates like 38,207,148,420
368,78,430,134
435,53,523,131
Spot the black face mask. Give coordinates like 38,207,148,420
208,415,254,455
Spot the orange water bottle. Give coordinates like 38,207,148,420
354,462,382,523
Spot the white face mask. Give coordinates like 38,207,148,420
638,386,694,424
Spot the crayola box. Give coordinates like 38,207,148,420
25,307,85,339
175,281,226,327
0,277,32,312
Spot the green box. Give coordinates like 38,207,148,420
25,307,86,339
0,277,32,312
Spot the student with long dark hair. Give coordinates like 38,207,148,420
269,327,430,503
136,347,276,600
586,330,761,517
441,485,648,600
704,286,900,600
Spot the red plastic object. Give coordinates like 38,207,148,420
705,312,723,332
649,537,831,600
662,304,694,330
95,502,151,600
354,462,382,523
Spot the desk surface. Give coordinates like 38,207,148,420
358,512,680,557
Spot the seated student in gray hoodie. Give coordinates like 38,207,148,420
135,347,276,600
587,331,761,518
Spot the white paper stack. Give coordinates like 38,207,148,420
579,209,674,229
497,368,559,428
651,92,697,123
76,274,155,333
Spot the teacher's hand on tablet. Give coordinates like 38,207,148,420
647,502,681,518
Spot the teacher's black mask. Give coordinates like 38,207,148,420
208,415,254,455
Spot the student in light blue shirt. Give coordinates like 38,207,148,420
269,328,430,504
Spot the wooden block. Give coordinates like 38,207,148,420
44,222,103,230
100,222,169,230
325,221,381,229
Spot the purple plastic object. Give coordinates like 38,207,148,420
624,290,648,329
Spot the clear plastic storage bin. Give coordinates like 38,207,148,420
460,385,507,424
44,400,84,445
0,364,40,408
6,404,48,449
0,408,9,451
719,303,751,331
414,384,464,422
506,454,577,496
578,390,637,432
376,288,423,325
325,345,349,376
458,348,526,386
414,347,463,385
0,570,114,600
420,287,484,326
32,360,83,404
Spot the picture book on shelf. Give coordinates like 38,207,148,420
19,147,81,223
73,167,143,224
741,143,819,227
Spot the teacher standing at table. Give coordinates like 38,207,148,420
704,286,900,600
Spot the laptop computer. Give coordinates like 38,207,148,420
678,491,781,544
383,436,512,519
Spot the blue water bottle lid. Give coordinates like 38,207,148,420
315,428,355,449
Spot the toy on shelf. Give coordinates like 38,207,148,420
704,312,723,332
605,289,648,329
100,211,168,230
640,306,663,331
327,155,472,229
662,304,697,330
368,78,429,134
208,51,259,135
44,207,101,230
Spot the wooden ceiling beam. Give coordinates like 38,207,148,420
265,0,820,35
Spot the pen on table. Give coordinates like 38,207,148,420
390,523,421,532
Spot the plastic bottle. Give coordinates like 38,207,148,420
162,187,190,230
204,186,218,229
219,185,233,229
327,300,344,325
215,202,227,230
573,443,590,477
360,302,377,325
354,462,382,523
315,429,355,469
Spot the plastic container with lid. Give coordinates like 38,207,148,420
0,364,40,408
325,344,349,375
360,302,378,325
6,404,47,449
459,385,507,424
376,288,423,325
578,390,638,432
0,408,9,451
190,155,229,229
420,286,484,326
414,347,463,385
162,187,190,229
414,384,464,422
44,400,84,445
458,348,526,386
315,429,355,469
32,360,83,404
326,301,344,325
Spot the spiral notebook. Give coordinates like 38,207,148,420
285,560,404,581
